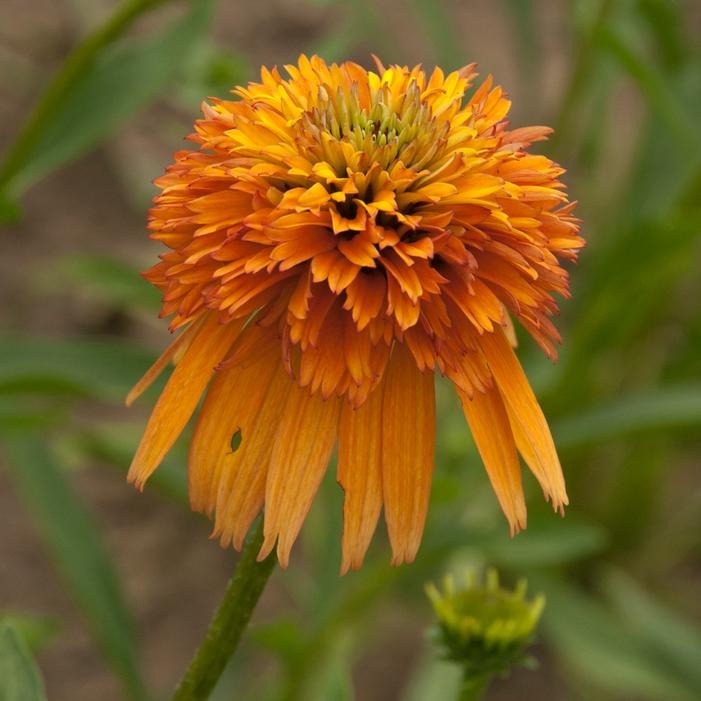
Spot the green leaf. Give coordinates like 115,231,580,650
597,24,699,153
0,397,66,431
306,652,355,701
0,614,59,655
252,618,306,664
539,575,698,701
0,192,21,225
601,568,701,694
553,386,701,449
409,0,463,70
637,0,689,70
0,624,47,701
403,655,462,701
501,0,540,81
50,254,160,314
0,337,157,402
308,27,357,65
1,435,148,701
176,44,251,107
76,421,189,504
477,517,608,568
9,0,213,194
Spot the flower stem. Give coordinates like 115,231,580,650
0,0,173,193
171,519,276,701
458,672,491,701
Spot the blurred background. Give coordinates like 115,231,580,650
1,0,700,699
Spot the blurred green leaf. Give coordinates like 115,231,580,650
0,337,157,402
76,421,189,504
305,0,398,60
540,575,697,701
409,0,463,70
8,0,213,195
478,517,608,568
0,624,47,701
549,206,701,405
553,385,701,449
552,0,614,152
176,44,250,106
0,0,175,200
0,192,22,225
252,618,307,664
637,0,689,69
403,655,462,701
501,0,540,81
570,52,618,175
306,648,355,701
598,24,699,152
51,254,160,314
621,101,701,227
1,435,148,701
309,27,357,65
0,614,59,655
0,397,66,431
601,568,701,694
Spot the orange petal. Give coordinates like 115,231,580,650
187,336,281,517
503,310,518,348
458,386,527,534
125,315,204,407
258,385,341,567
479,328,568,511
337,386,384,574
381,343,435,565
128,313,243,489
214,361,292,550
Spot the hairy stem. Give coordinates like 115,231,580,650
171,519,276,701
458,672,491,701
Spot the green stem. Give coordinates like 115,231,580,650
458,672,491,701
171,519,276,701
0,0,172,192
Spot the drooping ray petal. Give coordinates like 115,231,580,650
337,385,384,574
381,343,435,565
478,327,568,510
214,362,292,550
459,386,527,534
259,386,342,567
128,314,243,488
125,315,205,407
187,333,280,516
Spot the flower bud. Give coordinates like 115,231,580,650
426,569,544,680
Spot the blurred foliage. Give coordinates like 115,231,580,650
0,623,48,701
1,0,700,699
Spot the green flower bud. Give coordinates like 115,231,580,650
426,569,545,682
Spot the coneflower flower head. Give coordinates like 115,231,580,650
127,55,583,572
426,569,544,677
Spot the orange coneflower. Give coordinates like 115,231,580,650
127,55,583,572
